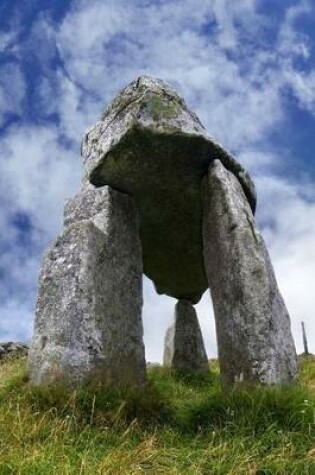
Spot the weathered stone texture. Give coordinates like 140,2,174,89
163,300,209,374
202,160,297,386
28,187,146,387
163,325,175,367
64,187,110,230
81,76,256,303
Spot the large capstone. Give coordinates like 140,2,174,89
28,186,146,387
202,160,297,386
163,300,209,374
82,76,256,303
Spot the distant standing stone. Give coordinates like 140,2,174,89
163,300,209,374
163,325,175,367
202,160,297,386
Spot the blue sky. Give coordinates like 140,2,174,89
0,0,315,361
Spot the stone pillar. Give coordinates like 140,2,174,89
202,160,297,386
163,300,209,374
163,325,175,367
28,186,146,388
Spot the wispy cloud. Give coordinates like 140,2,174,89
0,62,25,126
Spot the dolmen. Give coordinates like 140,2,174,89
28,76,297,388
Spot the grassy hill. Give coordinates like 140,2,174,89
0,356,314,474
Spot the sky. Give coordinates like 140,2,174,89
0,0,314,362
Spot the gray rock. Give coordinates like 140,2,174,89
163,300,209,374
82,76,256,303
6,343,16,353
0,342,29,359
28,187,146,387
64,186,111,230
202,160,297,386
163,325,175,367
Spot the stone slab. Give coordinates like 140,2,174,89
81,76,256,303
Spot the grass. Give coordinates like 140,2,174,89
0,357,314,474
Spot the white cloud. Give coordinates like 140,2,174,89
56,0,132,93
285,69,315,113
256,175,315,354
278,0,311,57
276,1,315,115
0,301,33,344
0,125,81,335
48,0,302,152
0,62,25,126
212,0,259,49
0,31,18,53
25,15,58,73
0,124,80,237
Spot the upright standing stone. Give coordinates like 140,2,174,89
202,160,297,386
163,325,175,368
28,186,146,387
163,300,209,374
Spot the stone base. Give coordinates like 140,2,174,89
28,187,146,388
202,160,297,386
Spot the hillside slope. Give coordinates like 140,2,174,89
0,356,314,474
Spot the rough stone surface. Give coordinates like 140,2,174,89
163,300,209,373
202,160,298,386
163,325,175,367
28,187,146,387
64,186,111,231
82,76,256,303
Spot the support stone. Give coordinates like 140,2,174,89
28,186,146,387
163,325,175,368
163,300,209,374
202,160,297,386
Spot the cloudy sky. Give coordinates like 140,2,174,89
0,0,314,362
